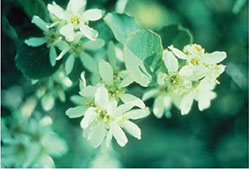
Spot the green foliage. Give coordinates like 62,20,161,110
104,13,141,43
124,30,163,87
158,24,193,50
15,43,61,79
15,0,49,21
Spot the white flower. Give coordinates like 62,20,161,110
24,16,63,66
66,86,149,148
48,0,103,41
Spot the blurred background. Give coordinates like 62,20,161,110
1,0,249,167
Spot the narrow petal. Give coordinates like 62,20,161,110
120,94,145,108
109,122,128,147
107,100,118,116
60,24,74,42
79,24,98,40
83,39,105,50
124,108,150,120
56,47,70,60
164,50,178,72
98,60,113,85
79,86,97,98
142,89,158,101
70,95,85,105
82,9,103,21
31,16,48,31
65,54,75,75
179,65,193,77
25,37,46,47
180,93,194,115
66,106,86,118
41,93,54,111
66,0,86,14
49,46,57,66
95,86,109,108
47,2,67,20
80,107,96,129
107,41,117,69
106,130,113,148
119,74,134,88
153,96,164,118
168,45,187,59
202,51,227,64
116,104,133,114
123,120,141,139
89,122,106,148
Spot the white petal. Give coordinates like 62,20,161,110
65,54,75,75
116,104,133,114
124,107,150,120
106,130,113,148
80,107,96,129
25,37,46,47
179,65,193,77
197,91,216,111
31,16,48,31
89,122,106,148
180,93,194,115
83,39,105,50
47,2,67,20
164,50,178,72
107,100,118,116
153,96,164,118
82,9,103,21
120,94,145,108
79,24,98,40
168,45,187,59
163,95,171,108
49,46,57,66
119,73,134,88
123,120,141,139
202,51,227,64
66,0,86,14
95,86,109,108
41,93,54,111
98,60,113,85
109,122,128,147
60,24,75,42
79,86,97,98
56,47,70,60
66,106,86,118
142,89,158,101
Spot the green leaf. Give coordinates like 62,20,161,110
124,30,163,87
104,13,141,44
16,0,49,21
15,43,61,79
65,54,75,75
158,24,193,50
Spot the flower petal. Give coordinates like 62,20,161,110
98,60,113,85
153,96,164,118
41,93,54,111
82,9,103,21
95,86,109,108
66,106,86,118
31,16,48,31
66,0,86,14
202,51,227,64
109,122,128,147
49,46,57,66
80,107,96,129
142,89,158,101
168,45,187,59
79,24,98,40
88,122,106,148
179,65,193,77
83,38,105,50
107,100,118,116
180,93,194,115
164,50,178,72
80,52,99,73
124,107,150,120
120,94,145,108
79,86,97,98
47,2,67,20
70,95,85,105
25,37,46,47
123,120,141,139
60,24,75,42
65,54,75,75
106,130,113,148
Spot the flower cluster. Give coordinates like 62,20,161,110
143,44,226,117
1,113,68,168
25,0,104,75
66,60,149,148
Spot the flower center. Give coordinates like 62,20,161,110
70,16,81,25
96,107,112,123
71,42,84,55
44,30,61,46
194,44,202,51
191,58,200,66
